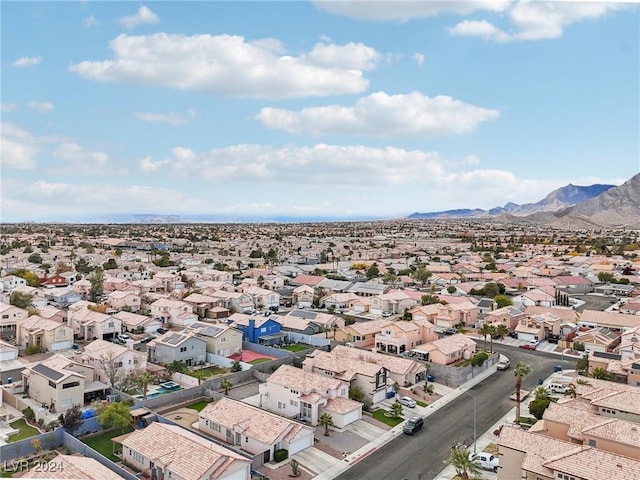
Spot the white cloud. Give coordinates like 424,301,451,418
313,0,510,22
413,53,425,67
138,143,447,186
0,123,39,169
255,91,499,137
134,111,189,125
11,56,42,68
28,101,54,114
119,5,159,29
69,34,378,99
449,1,627,42
52,142,112,174
1,103,17,112
83,15,99,28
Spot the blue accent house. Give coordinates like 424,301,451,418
230,316,285,345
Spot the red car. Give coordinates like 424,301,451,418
519,343,537,350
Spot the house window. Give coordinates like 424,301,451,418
278,401,285,409
58,329,66,337
220,337,226,343
180,347,187,352
588,439,596,447
290,400,298,407
108,322,114,328
210,422,221,432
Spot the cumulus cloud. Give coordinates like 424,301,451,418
1,103,17,112
83,15,99,28
449,1,627,42
255,91,499,137
413,53,425,66
0,123,39,170
11,56,42,68
69,34,378,99
138,143,447,186
119,6,159,29
313,0,509,22
52,142,116,175
28,101,54,114
134,111,191,125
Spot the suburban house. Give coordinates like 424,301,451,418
150,298,198,327
121,421,252,480
410,334,477,365
482,305,526,332
147,331,207,367
321,292,359,310
573,377,640,423
346,282,392,297
36,305,67,324
44,289,82,307
17,315,73,352
198,397,315,466
534,400,640,459
302,348,390,404
292,285,315,308
182,293,228,320
574,328,621,354
346,296,371,313
511,287,557,308
329,345,428,387
37,274,68,288
374,319,438,355
498,424,640,480
1,276,27,292
578,309,640,333
25,454,125,480
22,354,107,412
409,300,478,329
114,311,162,334
81,339,147,386
513,312,562,342
0,302,28,341
241,285,280,310
106,290,141,312
67,307,121,341
186,321,243,357
0,340,20,384
334,318,393,347
259,364,362,427
369,289,422,316
227,314,286,346
209,290,255,314
279,310,344,336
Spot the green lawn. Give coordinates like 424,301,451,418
81,425,134,462
372,409,405,427
185,400,210,412
6,419,40,443
416,400,428,408
249,358,271,365
283,344,310,352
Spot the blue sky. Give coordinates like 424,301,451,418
2,1,639,222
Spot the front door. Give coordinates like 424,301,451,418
263,449,270,463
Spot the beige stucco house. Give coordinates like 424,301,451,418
17,315,73,352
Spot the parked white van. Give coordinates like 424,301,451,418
469,451,499,472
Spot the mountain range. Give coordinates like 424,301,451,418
408,173,640,228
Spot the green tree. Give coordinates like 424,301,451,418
478,323,493,351
483,282,500,298
576,354,589,373
349,386,365,402
597,272,614,283
136,372,154,400
366,263,380,279
13,269,39,287
98,402,132,433
493,294,513,308
191,369,209,385
230,360,242,372
414,267,432,286
421,294,440,305
28,253,43,264
514,361,533,422
89,268,105,302
529,386,552,419
220,378,233,395
167,360,188,374
494,323,509,341
10,291,33,309
590,367,611,380
447,285,457,294
448,446,482,480
103,258,118,270
320,413,334,436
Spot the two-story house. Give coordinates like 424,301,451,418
374,319,438,355
1,276,27,293
81,339,147,386
514,312,563,342
147,331,206,367
186,322,243,357
411,333,477,365
292,285,315,308
122,422,251,480
227,314,286,346
198,397,314,465
150,298,198,327
241,286,280,310
18,315,73,352
106,290,141,312
182,292,228,320
302,348,389,404
409,300,478,329
334,319,392,347
67,306,121,341
0,302,28,342
114,310,162,334
369,289,422,316
259,364,362,427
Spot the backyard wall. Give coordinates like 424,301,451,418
242,341,291,358
206,353,252,370
285,332,331,347
427,353,499,388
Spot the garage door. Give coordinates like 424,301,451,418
518,333,536,342
287,431,314,455
340,408,362,427
51,340,72,351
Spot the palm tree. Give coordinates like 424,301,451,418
478,324,493,351
566,384,577,399
533,386,550,400
136,372,154,400
390,401,403,419
320,413,334,436
495,323,509,341
220,378,233,395
448,446,482,480
514,361,533,423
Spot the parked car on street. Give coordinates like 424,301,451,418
519,343,537,350
496,356,511,370
156,327,168,334
397,396,417,408
403,415,424,435
469,452,499,472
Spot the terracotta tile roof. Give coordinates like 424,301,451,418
305,349,382,377
200,397,311,446
324,396,362,414
543,446,640,480
25,454,124,480
267,364,345,393
122,422,248,480
591,390,640,415
331,345,425,376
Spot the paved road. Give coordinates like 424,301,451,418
336,346,577,480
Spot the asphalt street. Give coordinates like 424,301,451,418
336,346,578,480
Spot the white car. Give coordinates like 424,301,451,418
397,396,417,408
382,311,392,317
469,452,499,472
